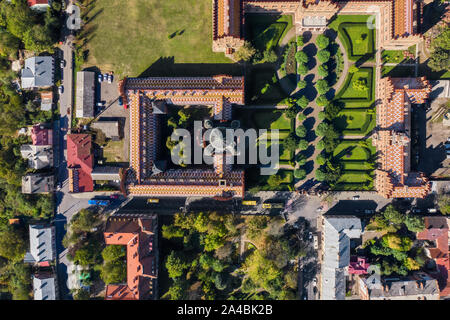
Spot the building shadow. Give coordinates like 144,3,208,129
138,57,244,78
325,200,378,216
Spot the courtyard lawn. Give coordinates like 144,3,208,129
382,50,405,64
328,15,375,61
334,109,375,136
103,139,127,162
253,110,293,130
333,140,375,161
245,14,293,52
247,67,287,104
82,0,231,77
260,140,294,161
339,68,373,100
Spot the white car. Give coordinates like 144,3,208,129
353,195,360,200
98,74,102,83
108,74,113,84
60,60,65,68
313,235,319,250
58,86,64,94
312,278,317,286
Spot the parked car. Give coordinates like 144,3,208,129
118,96,123,106
108,73,113,84
428,208,437,213
96,102,104,107
312,278,317,286
98,74,103,83
316,206,323,212
313,235,319,250
364,209,375,214
411,208,422,213
308,232,313,240
110,194,120,199
103,73,109,82
58,85,64,94
353,195,360,200
60,60,65,68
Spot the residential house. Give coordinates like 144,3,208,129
416,216,450,297
22,173,54,194
76,71,95,118
359,272,440,300
321,215,362,300
103,214,158,300
40,91,53,111
24,224,56,265
20,144,53,169
91,120,121,140
67,134,93,192
27,0,51,11
21,56,54,89
33,271,58,300
91,166,121,181
31,124,53,146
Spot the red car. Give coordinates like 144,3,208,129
110,194,120,199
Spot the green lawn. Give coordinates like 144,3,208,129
382,50,404,64
82,0,231,77
333,140,375,161
339,69,373,100
260,140,294,161
334,109,375,135
329,15,375,61
245,14,293,51
331,140,376,191
253,110,293,130
247,67,287,104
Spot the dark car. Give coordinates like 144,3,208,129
118,96,123,106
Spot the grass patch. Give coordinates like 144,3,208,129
339,69,373,100
382,50,405,64
253,110,293,130
82,0,231,77
329,15,375,61
103,139,126,162
247,67,286,105
245,14,293,51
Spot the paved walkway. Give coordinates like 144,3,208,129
332,36,350,93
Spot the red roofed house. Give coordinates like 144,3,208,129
31,124,53,146
348,256,370,275
103,215,158,300
27,0,51,11
67,134,93,193
416,217,450,297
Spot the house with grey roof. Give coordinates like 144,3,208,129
21,56,54,89
321,215,362,300
91,120,121,140
22,173,54,194
76,71,95,118
91,166,121,181
33,271,58,300
24,224,55,264
20,144,53,169
360,272,439,300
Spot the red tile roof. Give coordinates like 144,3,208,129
67,134,93,193
27,0,49,6
31,124,52,146
104,216,157,300
373,77,431,198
